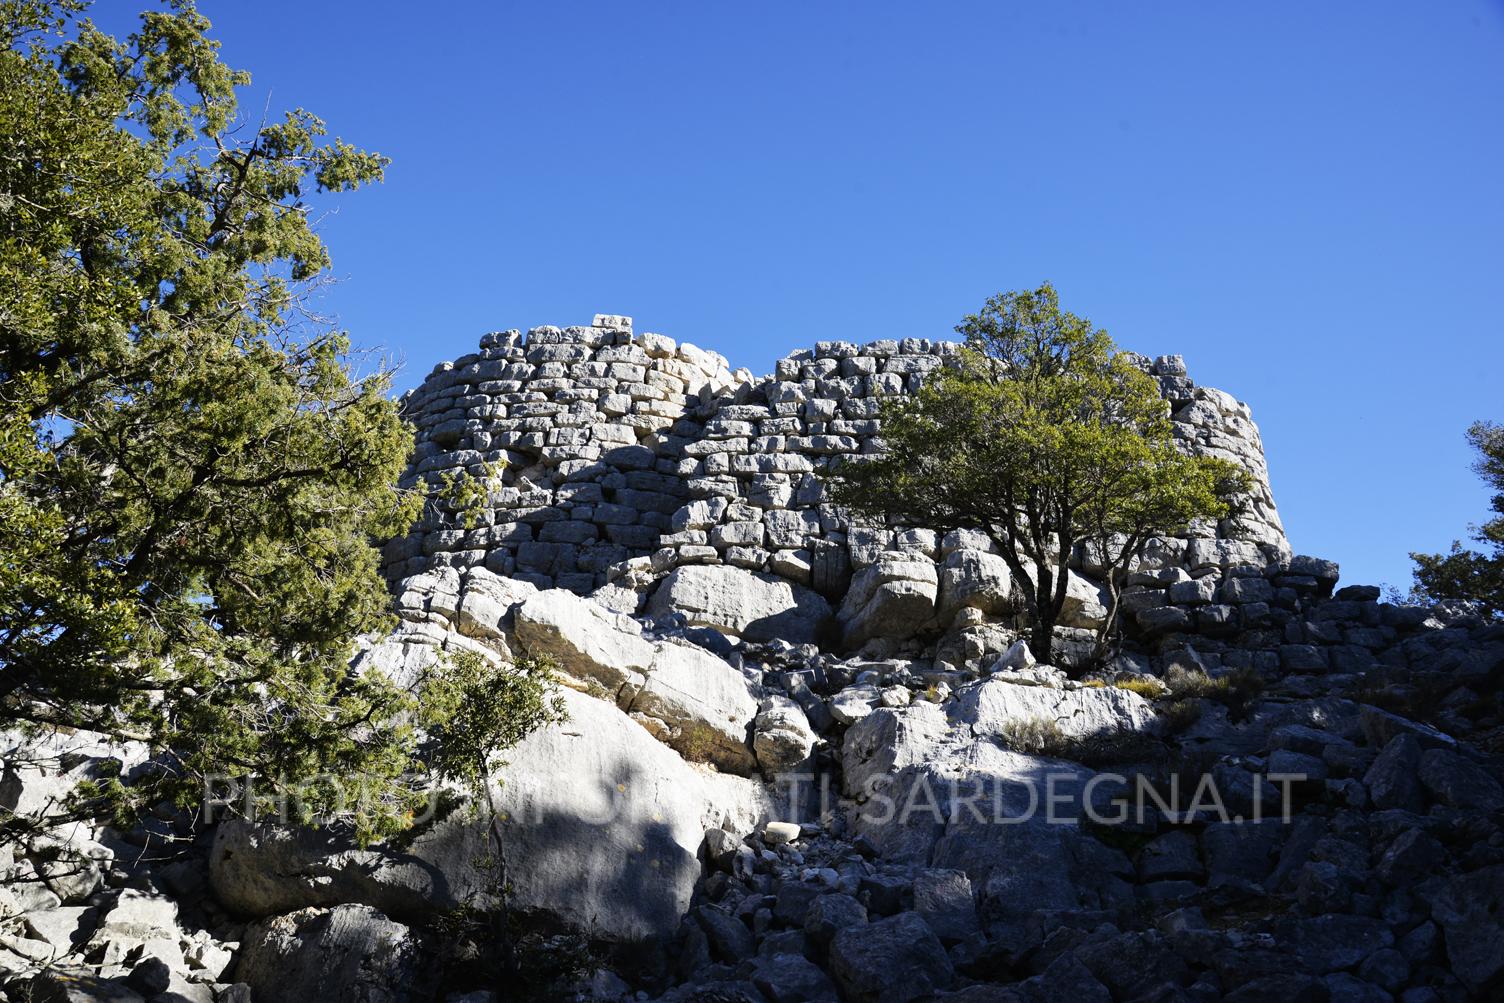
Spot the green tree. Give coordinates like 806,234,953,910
418,649,568,989
0,1,543,845
828,283,1249,664
1410,421,1504,617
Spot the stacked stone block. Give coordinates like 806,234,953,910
383,316,1291,597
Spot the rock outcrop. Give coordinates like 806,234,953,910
209,685,773,944
8,318,1504,1003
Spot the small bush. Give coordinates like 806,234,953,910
1164,666,1263,719
999,716,1071,756
1161,699,1205,734
1115,677,1168,699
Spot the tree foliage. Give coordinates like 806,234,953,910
1410,421,1504,617
0,1,549,845
828,283,1249,663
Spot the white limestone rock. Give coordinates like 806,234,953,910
954,677,1159,740
209,688,774,943
935,549,1013,624
646,565,833,645
1058,569,1110,630
838,553,939,647
828,683,885,726
513,589,759,774
752,697,819,776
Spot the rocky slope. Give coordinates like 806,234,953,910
4,321,1503,1003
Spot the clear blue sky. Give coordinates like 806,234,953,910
167,2,1504,591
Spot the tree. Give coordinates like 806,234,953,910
418,649,567,987
0,1,546,845
1410,421,1504,617
828,283,1249,664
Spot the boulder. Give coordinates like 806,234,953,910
954,677,1157,740
1357,704,1458,751
838,553,939,647
1021,955,1111,1002
235,905,433,1003
912,869,978,943
829,683,885,726
1136,831,1203,882
22,906,97,953
514,589,654,697
210,688,772,943
629,640,761,774
829,912,953,1002
453,569,540,645
1417,748,1504,811
762,821,802,847
1427,863,1504,992
697,904,755,962
925,750,1103,933
803,892,867,947
841,703,950,800
15,973,147,1002
1,727,148,821
935,550,1013,624
1363,734,1425,812
349,633,446,693
845,721,1104,936
647,565,833,644
1058,570,1109,630
986,639,1036,674
751,697,818,776
514,591,759,773
1074,930,1190,1000
95,889,180,943
751,953,839,1002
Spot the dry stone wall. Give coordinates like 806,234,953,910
382,315,1289,599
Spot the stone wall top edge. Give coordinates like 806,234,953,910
417,317,1223,407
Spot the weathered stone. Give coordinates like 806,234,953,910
803,892,867,947
1358,704,1457,751
829,683,885,726
762,821,802,847
1363,733,1425,812
1376,828,1445,886
514,591,759,773
752,697,818,775
235,905,433,1003
838,554,939,647
513,588,653,697
829,912,953,1002
935,549,1013,624
96,890,179,942
1280,913,1394,974
1136,830,1203,882
954,677,1158,740
697,904,755,962
752,952,840,1002
841,703,950,799
210,688,770,943
1418,747,1504,811
1427,863,1504,992
648,565,833,644
912,869,978,943
1057,570,1109,630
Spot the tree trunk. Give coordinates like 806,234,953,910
1031,606,1056,665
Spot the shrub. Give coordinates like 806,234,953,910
1163,665,1264,719
1115,677,1169,699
